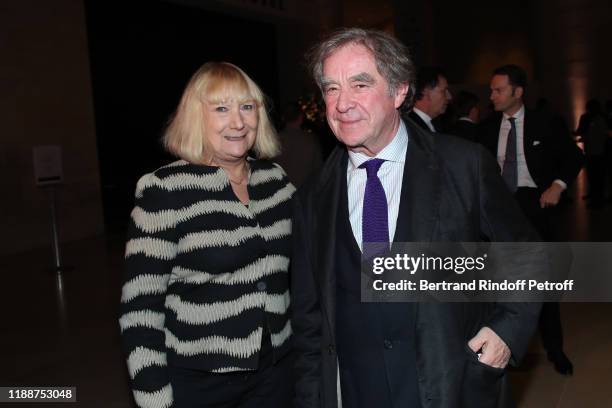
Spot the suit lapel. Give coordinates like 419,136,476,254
313,147,346,340
494,114,502,154
522,109,536,164
393,120,441,244
407,110,430,132
486,113,502,156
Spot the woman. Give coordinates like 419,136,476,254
119,62,295,408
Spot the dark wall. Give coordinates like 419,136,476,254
393,0,612,128
395,0,536,84
84,0,278,230
1,0,104,255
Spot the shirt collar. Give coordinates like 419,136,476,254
503,104,525,121
348,120,408,169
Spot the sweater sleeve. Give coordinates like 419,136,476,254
119,173,177,408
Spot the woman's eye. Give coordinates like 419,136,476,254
241,104,255,111
215,106,228,112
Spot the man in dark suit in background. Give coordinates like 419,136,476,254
478,64,584,375
292,28,541,408
406,66,452,132
450,91,480,142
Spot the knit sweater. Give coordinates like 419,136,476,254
119,159,295,408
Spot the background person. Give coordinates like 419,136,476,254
449,90,480,142
479,64,584,375
575,99,609,208
406,66,452,132
275,101,324,187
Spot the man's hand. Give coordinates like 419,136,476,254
468,327,511,369
540,182,564,208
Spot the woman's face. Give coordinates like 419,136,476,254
202,98,258,166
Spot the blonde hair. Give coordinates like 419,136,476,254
164,62,279,164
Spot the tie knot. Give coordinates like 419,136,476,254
359,158,385,176
508,117,516,124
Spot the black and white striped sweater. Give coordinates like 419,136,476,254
119,159,295,408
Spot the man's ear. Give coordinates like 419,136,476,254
469,106,478,119
394,83,409,109
514,86,524,99
470,105,480,121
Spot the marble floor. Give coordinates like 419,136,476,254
2,170,611,407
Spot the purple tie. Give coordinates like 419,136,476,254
360,159,389,244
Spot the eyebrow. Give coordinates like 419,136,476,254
350,72,376,84
320,72,376,89
206,98,256,105
320,78,337,90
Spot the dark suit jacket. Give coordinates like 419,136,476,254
407,110,431,131
450,119,479,142
291,118,542,408
477,110,584,192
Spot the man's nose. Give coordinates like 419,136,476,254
336,90,355,112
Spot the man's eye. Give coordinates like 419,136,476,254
325,87,338,95
355,83,368,89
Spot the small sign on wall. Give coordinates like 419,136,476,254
33,145,63,186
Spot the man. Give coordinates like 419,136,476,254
406,66,452,132
479,64,584,375
275,101,324,187
449,90,480,142
292,29,541,408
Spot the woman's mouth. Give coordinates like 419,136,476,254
224,135,246,141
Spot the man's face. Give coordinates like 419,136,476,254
490,74,523,114
321,43,407,156
424,75,451,118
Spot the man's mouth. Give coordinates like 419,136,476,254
337,118,362,126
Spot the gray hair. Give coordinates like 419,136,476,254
308,27,416,109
